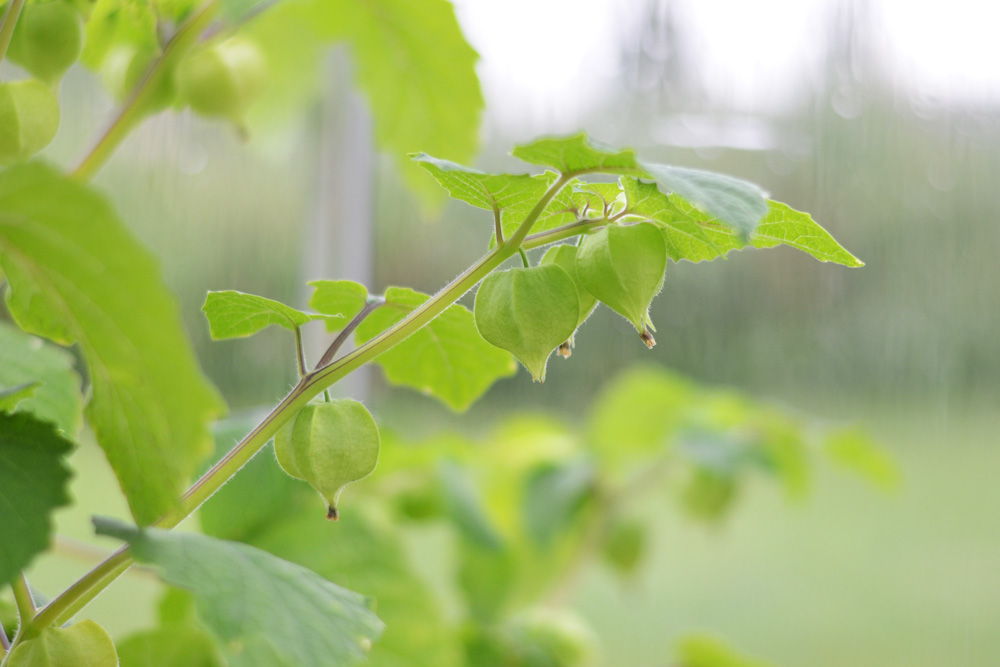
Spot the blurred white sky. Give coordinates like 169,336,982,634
454,0,1000,128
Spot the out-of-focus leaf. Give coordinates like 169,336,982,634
202,290,339,339
304,0,483,206
675,633,773,667
95,517,384,667
198,414,305,543
680,469,737,521
824,427,899,491
6,620,117,666
308,279,369,330
587,366,696,469
355,287,516,411
439,460,504,550
117,625,223,667
0,412,73,586
498,608,600,667
458,540,516,624
0,163,226,525
601,518,646,575
252,506,463,667
0,382,39,413
0,323,82,436
522,460,595,549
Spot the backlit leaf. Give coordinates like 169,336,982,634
824,427,899,491
307,0,483,206
308,279,369,329
355,287,516,411
512,134,644,177
675,633,773,667
95,517,384,667
0,412,73,586
202,290,339,339
0,382,39,413
0,163,225,525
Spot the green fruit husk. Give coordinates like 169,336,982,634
474,264,580,382
274,399,380,519
7,2,83,84
0,80,61,165
576,222,667,336
176,37,267,123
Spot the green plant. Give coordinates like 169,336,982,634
0,0,879,664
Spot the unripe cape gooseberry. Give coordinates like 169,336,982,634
175,37,267,124
274,400,380,520
575,222,667,344
474,263,580,382
0,80,60,165
7,1,83,84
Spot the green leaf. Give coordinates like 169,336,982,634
439,460,505,550
6,620,118,666
675,633,773,667
823,427,899,491
307,0,483,206
512,133,645,177
252,506,463,667
94,517,384,667
587,366,696,468
202,290,339,339
0,411,73,586
0,163,225,525
0,382,39,412
745,201,864,266
355,287,516,411
622,178,863,267
412,154,549,214
117,624,224,667
621,177,726,263
308,279,369,329
522,460,595,549
117,585,226,667
641,163,767,240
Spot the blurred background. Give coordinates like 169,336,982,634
17,0,999,664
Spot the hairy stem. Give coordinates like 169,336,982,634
294,326,308,377
0,0,26,68
11,575,34,622
71,1,219,182
315,297,386,370
0,622,9,654
31,174,576,633
493,205,503,244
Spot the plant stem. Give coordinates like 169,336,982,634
71,1,219,182
10,575,34,636
518,248,530,268
30,174,574,634
493,206,504,244
0,622,9,654
0,0,26,68
293,326,307,377
315,297,386,370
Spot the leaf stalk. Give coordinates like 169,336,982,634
0,0,26,69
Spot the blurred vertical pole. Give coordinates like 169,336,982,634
303,47,374,401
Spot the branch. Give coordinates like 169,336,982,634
30,172,574,632
11,575,35,626
71,1,219,182
315,298,385,370
0,0,26,67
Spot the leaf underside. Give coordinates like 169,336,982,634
95,517,384,667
